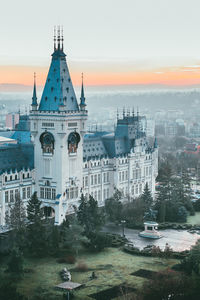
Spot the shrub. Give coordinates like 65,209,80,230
151,245,162,257
75,261,88,272
57,255,76,264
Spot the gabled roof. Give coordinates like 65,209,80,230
39,48,79,112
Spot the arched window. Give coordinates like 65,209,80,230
40,132,55,154
68,132,80,154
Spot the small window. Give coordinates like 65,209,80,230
57,78,59,82
54,96,57,102
45,96,47,101
51,87,54,92
68,78,71,82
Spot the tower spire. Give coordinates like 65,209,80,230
61,25,64,51
31,72,38,110
57,25,61,50
54,26,56,51
80,73,86,110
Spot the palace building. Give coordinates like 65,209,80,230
0,30,158,226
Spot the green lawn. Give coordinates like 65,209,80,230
187,212,200,225
17,248,178,300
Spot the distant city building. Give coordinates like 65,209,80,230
5,113,19,130
0,31,158,226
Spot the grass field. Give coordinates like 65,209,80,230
187,212,200,225
17,248,178,300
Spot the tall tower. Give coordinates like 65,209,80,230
30,27,88,224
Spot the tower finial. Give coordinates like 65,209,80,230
54,26,56,51
31,72,38,110
57,25,61,50
61,25,64,51
123,107,125,118
132,107,134,117
80,73,86,110
117,108,119,120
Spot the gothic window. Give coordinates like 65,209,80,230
22,188,26,199
68,132,80,154
40,132,55,154
5,191,8,203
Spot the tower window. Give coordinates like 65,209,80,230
66,87,69,93
54,97,57,102
68,78,71,82
53,68,56,72
48,78,50,82
71,97,74,101
61,78,64,82
57,78,59,82
51,87,54,92
63,69,65,72
45,96,48,101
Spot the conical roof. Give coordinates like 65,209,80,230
39,31,79,112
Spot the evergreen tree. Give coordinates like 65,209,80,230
141,183,153,209
105,189,123,222
26,192,46,256
77,194,104,234
6,195,27,249
62,221,88,255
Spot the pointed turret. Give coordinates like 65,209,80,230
31,72,38,111
38,27,79,112
80,73,86,111
154,137,158,148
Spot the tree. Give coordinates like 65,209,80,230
105,189,123,222
181,239,200,275
141,183,153,209
62,221,88,256
5,195,27,250
26,192,47,256
77,194,104,235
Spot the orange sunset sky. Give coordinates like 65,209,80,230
1,64,200,88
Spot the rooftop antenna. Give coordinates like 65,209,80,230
117,108,119,120
54,26,56,51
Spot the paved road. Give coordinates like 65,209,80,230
103,224,200,251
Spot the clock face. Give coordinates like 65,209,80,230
40,132,55,154
68,132,80,154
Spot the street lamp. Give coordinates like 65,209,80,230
121,220,126,237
